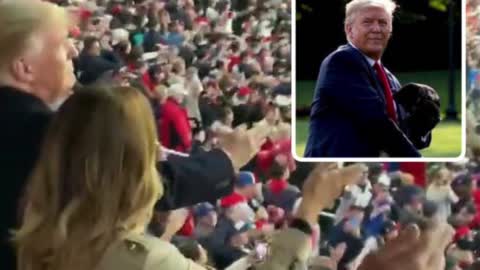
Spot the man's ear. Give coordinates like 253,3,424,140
11,58,34,83
345,23,352,40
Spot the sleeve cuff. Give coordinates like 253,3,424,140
290,218,313,236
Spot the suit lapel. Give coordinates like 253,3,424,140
343,44,406,124
384,68,401,92
344,44,386,103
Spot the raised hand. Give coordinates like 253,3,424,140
296,163,367,226
217,124,270,171
358,222,454,270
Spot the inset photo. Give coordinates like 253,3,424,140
293,0,464,160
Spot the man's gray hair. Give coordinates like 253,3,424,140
0,0,70,74
345,0,397,26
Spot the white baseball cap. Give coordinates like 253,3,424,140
111,28,129,46
168,84,188,96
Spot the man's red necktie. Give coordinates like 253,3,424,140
373,61,397,122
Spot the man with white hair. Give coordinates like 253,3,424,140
305,0,431,158
0,2,78,269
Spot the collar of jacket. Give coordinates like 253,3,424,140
166,97,181,105
342,44,389,103
0,85,51,114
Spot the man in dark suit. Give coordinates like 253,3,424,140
304,0,430,157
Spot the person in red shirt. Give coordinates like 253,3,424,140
141,64,166,97
227,41,241,72
159,84,192,153
263,159,301,214
256,139,296,179
220,171,258,207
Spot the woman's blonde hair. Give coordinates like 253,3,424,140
13,87,162,270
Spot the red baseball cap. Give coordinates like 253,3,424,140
238,87,253,97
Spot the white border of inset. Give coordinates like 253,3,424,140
291,0,467,162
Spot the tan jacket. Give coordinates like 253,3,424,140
96,233,197,270
254,228,312,270
95,228,311,270
212,228,312,270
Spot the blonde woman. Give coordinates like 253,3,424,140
14,87,204,270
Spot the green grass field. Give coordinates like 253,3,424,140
295,70,463,157
295,120,462,157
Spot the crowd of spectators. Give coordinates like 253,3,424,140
309,162,480,270
62,0,292,158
